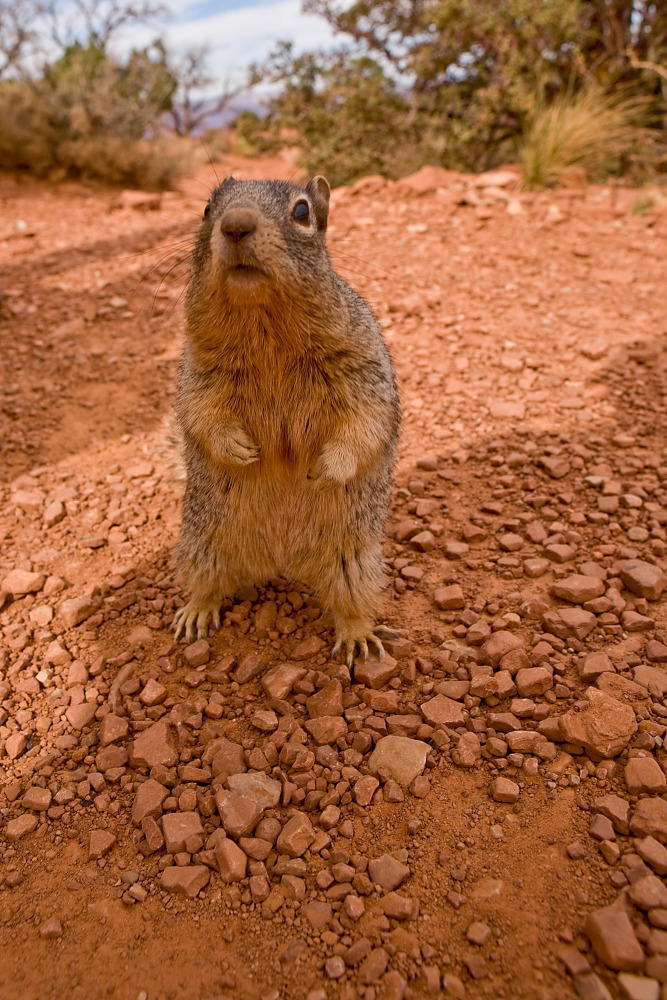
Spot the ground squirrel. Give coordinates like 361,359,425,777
172,175,400,666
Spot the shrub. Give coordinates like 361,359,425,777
0,39,196,188
521,87,663,188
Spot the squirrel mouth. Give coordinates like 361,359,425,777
227,262,266,279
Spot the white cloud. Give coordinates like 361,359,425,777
116,1,338,91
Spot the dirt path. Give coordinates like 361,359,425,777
1,155,667,1000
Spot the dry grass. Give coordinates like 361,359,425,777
521,87,661,188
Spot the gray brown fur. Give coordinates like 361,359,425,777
172,175,400,665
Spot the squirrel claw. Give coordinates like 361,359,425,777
173,602,221,643
331,630,387,669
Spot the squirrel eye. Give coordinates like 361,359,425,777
203,203,211,218
293,201,310,223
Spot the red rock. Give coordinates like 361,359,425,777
420,693,465,727
234,653,266,683
559,688,637,759
205,736,246,777
160,866,210,898
411,530,435,551
491,777,519,803
95,745,128,772
595,794,630,835
22,787,52,811
2,569,45,596
130,721,178,769
226,772,281,809
261,662,306,700
444,539,470,559
5,733,28,759
646,642,667,664
482,631,525,666
291,636,326,660
141,816,164,852
368,736,428,785
539,456,570,479
132,778,168,824
307,679,343,718
550,575,605,604
381,892,417,920
467,921,492,946
183,638,209,666
515,666,552,697
354,775,380,806
214,838,247,881
394,519,421,542
65,703,96,729
543,608,596,640
368,854,410,892
139,679,167,706
6,814,38,840
99,713,129,745
276,812,316,857
59,595,98,628
353,652,399,688
398,165,459,194
628,875,667,910
489,400,525,420
579,652,615,683
463,954,489,979
119,189,161,210
636,837,667,876
452,732,481,768
631,799,667,842
89,830,116,859
524,557,550,578
304,716,348,745
325,956,346,980
215,790,263,838
43,500,65,527
162,812,204,854
585,904,644,971
434,584,465,610
301,900,332,928
620,560,667,601
39,918,63,938
625,757,667,795
359,947,390,984
634,665,667,697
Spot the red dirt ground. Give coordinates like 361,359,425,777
1,152,667,1000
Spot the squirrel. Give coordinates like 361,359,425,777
172,174,400,667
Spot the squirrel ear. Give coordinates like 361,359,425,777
305,175,330,231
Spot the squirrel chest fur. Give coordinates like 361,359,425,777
173,174,400,666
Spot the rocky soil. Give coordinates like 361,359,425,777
1,154,667,1000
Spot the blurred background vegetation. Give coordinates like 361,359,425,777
0,0,665,188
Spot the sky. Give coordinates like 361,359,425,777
117,0,339,94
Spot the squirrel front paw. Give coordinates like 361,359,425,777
307,440,357,484
217,423,260,466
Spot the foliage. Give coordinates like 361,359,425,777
521,87,662,188
0,40,194,187
245,43,431,186
0,0,210,187
249,0,667,184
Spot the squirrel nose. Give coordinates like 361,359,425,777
220,208,257,244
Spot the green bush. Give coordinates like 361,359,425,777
0,39,195,188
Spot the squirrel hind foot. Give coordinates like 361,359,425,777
173,600,222,643
332,622,393,669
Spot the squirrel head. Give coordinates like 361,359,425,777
188,176,332,313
